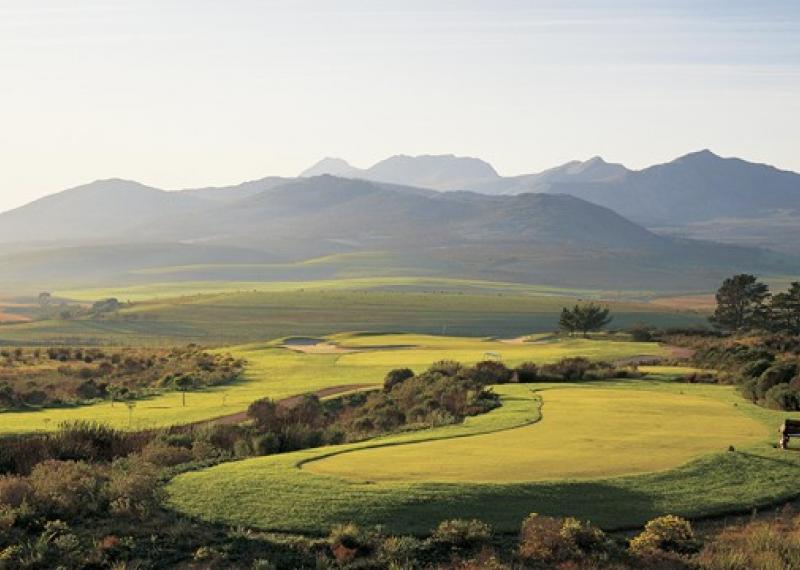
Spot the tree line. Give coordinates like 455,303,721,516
711,274,800,333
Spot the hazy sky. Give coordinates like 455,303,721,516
1,0,799,213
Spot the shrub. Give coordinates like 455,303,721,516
0,475,32,508
739,378,758,402
139,441,194,467
756,362,799,399
48,421,131,462
742,358,773,379
29,460,106,517
694,511,800,570
470,361,513,384
378,535,423,567
559,517,608,556
105,456,161,518
629,515,698,555
518,513,576,563
247,398,280,431
384,368,414,392
764,384,800,411
630,325,653,342
428,360,463,376
328,523,375,564
515,362,538,383
431,519,492,548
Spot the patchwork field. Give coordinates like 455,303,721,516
166,374,800,535
0,277,707,346
0,333,662,435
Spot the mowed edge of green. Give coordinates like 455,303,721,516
165,378,800,535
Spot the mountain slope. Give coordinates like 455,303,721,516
180,176,291,202
467,157,629,195
0,170,795,291
0,179,208,244
546,150,800,224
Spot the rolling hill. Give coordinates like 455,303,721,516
0,179,207,245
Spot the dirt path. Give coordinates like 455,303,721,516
200,383,376,426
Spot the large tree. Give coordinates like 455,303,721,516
770,282,800,335
710,274,770,331
560,303,612,337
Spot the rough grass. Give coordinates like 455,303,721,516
0,334,660,434
165,377,800,535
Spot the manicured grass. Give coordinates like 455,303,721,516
0,334,661,435
165,378,800,535
306,387,766,483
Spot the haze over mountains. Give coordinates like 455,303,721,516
302,150,800,254
0,150,797,292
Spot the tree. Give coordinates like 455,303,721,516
37,292,51,309
560,303,613,337
770,282,800,334
710,274,770,331
173,375,194,407
559,307,578,335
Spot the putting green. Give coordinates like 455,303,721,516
305,387,768,483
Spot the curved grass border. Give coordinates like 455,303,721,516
165,380,800,536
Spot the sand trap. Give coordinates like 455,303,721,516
281,337,357,354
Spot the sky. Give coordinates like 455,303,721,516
1,0,799,213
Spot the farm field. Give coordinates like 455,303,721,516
0,277,708,346
0,333,662,435
166,373,800,535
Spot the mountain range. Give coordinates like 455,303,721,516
301,150,800,254
0,150,796,292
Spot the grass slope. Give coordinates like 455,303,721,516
165,375,800,535
0,334,660,435
0,278,706,346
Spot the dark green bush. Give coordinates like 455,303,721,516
383,368,414,392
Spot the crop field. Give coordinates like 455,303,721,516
166,372,800,535
0,333,660,435
0,277,707,346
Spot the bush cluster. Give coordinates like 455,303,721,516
676,334,800,411
0,345,243,410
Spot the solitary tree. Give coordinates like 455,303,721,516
710,274,770,331
770,282,800,334
560,303,613,337
173,375,194,407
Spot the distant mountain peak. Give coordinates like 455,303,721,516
678,149,722,162
299,157,358,178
